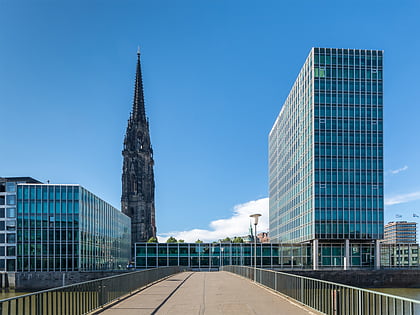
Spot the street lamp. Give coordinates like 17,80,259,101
221,247,224,268
250,213,261,282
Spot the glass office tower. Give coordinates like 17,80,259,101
11,182,131,272
269,48,384,248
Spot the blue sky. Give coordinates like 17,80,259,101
1,1,420,242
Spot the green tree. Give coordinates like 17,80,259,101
166,236,177,243
232,236,244,243
195,239,203,244
178,239,185,243
147,237,158,243
219,237,232,243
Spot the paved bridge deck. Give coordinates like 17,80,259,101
100,271,318,315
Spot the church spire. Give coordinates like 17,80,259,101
132,47,146,122
122,49,156,245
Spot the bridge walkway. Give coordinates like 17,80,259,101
99,271,319,315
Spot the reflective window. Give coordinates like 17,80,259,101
5,182,16,193
6,234,16,243
6,246,15,256
6,221,15,231
6,195,16,205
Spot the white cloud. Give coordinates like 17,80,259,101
157,190,420,242
158,197,268,243
389,165,408,175
385,191,420,206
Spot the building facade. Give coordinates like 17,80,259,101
0,177,131,272
122,50,156,244
381,243,419,268
0,177,40,271
135,242,414,269
269,48,384,252
383,221,417,244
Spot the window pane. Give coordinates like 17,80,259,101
6,195,16,205
6,234,16,243
5,182,16,193
6,221,15,231
6,246,15,256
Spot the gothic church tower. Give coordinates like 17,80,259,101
122,49,156,244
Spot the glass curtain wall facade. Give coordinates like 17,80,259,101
135,242,414,269
135,243,312,269
269,51,314,243
269,48,384,244
14,183,131,272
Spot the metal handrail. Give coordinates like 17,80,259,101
221,265,420,315
0,266,183,314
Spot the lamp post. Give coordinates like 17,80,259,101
221,247,224,268
250,213,261,282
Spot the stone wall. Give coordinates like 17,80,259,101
283,269,420,288
14,271,130,290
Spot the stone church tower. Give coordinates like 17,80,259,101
122,49,156,244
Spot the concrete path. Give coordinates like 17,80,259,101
101,271,318,315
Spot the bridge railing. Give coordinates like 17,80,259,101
221,265,420,315
0,266,183,315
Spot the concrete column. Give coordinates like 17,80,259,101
409,244,412,267
344,239,350,270
312,239,318,270
375,240,381,270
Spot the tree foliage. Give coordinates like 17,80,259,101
232,236,244,243
147,237,158,243
219,237,232,243
195,239,203,244
166,236,177,243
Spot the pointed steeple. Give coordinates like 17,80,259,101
132,47,146,122
122,49,156,244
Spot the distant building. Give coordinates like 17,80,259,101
257,232,270,243
383,221,417,244
0,177,131,272
381,243,419,268
241,235,253,243
122,49,156,244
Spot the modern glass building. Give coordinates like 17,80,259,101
135,242,312,269
269,48,384,254
135,242,415,269
0,177,131,272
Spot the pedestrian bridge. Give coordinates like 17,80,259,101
0,266,418,314
100,271,314,314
